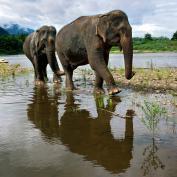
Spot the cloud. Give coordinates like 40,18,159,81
0,0,177,37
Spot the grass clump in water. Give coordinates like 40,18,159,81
0,63,30,77
141,100,167,135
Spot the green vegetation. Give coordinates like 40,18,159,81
133,37,177,52
111,32,177,53
79,67,177,93
0,34,27,55
144,33,153,41
0,63,30,76
0,32,177,55
112,68,177,93
171,31,177,40
111,37,177,53
141,100,167,134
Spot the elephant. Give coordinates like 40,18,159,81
23,25,64,85
56,10,134,95
27,88,134,174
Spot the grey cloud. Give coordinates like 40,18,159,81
0,0,177,37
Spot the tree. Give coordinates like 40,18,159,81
171,31,177,40
144,33,152,40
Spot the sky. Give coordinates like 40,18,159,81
0,0,177,37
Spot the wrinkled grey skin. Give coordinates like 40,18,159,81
23,25,64,85
56,10,135,95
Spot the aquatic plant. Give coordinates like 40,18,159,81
141,100,167,136
141,100,167,176
0,63,30,77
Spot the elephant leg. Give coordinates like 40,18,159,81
88,50,121,95
53,73,62,83
58,53,75,90
43,64,48,82
94,72,104,94
64,66,75,90
33,56,45,85
32,62,37,79
94,53,109,94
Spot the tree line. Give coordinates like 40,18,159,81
0,31,177,55
0,34,27,55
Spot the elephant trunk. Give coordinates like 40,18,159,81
46,48,59,73
46,37,64,76
120,32,133,80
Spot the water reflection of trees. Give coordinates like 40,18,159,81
27,87,135,174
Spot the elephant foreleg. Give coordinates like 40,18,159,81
43,65,48,82
94,52,109,94
88,50,121,95
33,55,45,85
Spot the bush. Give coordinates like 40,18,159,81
144,33,153,40
171,31,177,40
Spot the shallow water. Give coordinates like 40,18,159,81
0,72,177,177
2,52,177,69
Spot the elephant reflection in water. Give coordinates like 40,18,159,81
27,87,60,138
27,88,134,174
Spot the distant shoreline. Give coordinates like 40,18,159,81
1,51,177,56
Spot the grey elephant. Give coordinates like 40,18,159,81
23,25,64,84
56,10,135,95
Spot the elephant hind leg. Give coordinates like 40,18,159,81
58,53,75,90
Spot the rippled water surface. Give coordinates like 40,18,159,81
0,71,177,177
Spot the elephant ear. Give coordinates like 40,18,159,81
34,29,40,52
96,14,109,43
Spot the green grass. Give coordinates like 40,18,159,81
111,68,177,93
0,63,30,77
111,38,177,53
141,100,167,135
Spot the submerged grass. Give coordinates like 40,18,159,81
0,63,30,77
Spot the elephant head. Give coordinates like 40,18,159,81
96,10,134,80
34,25,62,76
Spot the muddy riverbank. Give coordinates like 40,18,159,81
78,68,177,95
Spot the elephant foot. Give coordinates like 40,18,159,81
53,78,62,83
93,87,105,94
108,86,121,95
66,84,78,91
57,70,65,76
53,73,62,83
35,80,45,86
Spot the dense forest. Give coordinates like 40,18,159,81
0,35,27,55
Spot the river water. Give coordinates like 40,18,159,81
2,52,177,69
0,53,177,177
